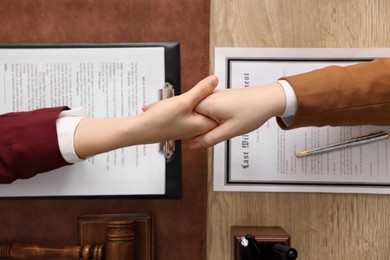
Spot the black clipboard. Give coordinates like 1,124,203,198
0,42,182,199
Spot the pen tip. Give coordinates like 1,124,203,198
296,151,309,158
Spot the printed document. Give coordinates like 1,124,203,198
214,48,390,194
0,47,166,196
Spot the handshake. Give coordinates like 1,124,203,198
140,75,286,150
74,75,286,159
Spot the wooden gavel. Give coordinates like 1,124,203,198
0,220,135,260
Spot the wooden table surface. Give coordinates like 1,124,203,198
207,0,390,259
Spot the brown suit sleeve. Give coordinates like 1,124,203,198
277,58,390,129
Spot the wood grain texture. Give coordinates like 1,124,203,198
208,0,390,259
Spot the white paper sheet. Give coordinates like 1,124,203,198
214,48,390,194
0,47,166,196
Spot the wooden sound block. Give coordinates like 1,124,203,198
78,213,154,260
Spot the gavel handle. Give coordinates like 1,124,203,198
0,243,104,259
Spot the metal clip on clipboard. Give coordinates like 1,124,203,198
159,82,175,159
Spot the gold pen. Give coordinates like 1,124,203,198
296,130,389,158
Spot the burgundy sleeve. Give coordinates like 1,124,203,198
0,106,72,183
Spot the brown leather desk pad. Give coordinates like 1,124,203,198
0,0,210,259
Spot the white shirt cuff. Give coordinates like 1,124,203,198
278,80,297,127
56,108,89,163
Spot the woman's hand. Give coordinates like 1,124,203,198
74,76,219,158
139,75,219,143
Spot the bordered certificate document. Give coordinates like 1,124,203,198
0,44,180,197
214,48,390,194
